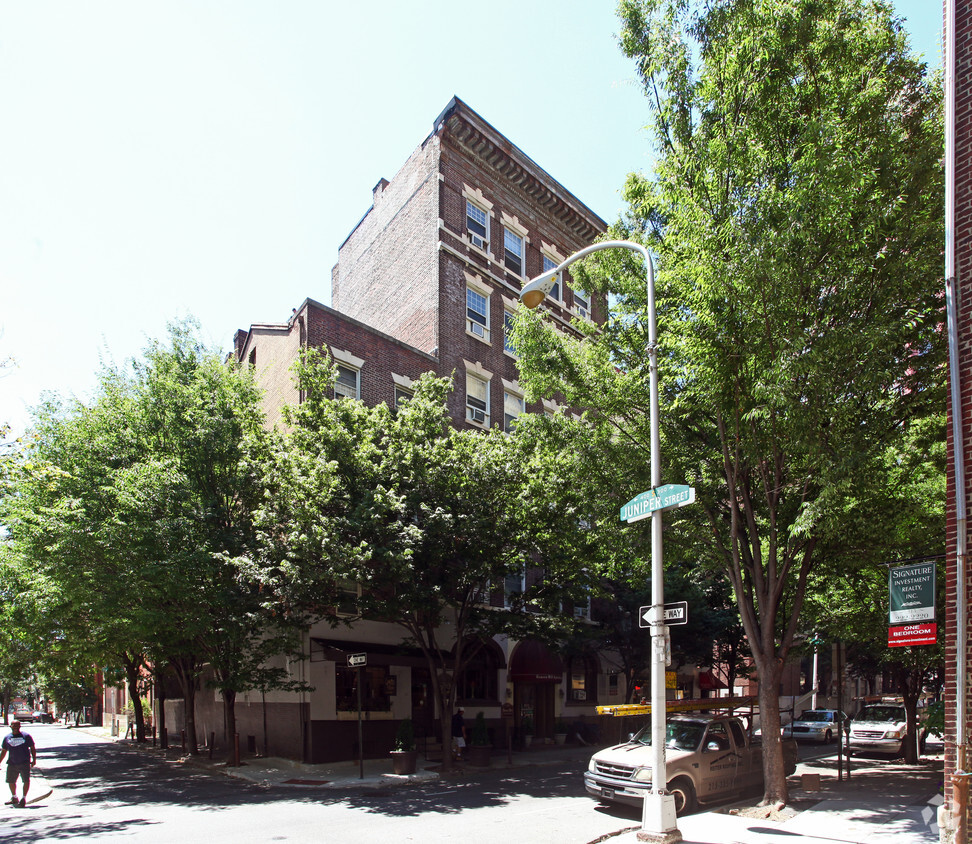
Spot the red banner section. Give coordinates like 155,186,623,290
888,623,937,647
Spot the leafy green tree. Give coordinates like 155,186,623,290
1,320,305,756
253,354,591,771
515,0,943,804
803,413,946,763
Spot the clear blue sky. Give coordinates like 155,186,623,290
0,0,943,437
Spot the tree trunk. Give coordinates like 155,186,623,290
123,656,147,743
222,689,237,764
171,656,200,754
898,666,922,764
262,690,269,757
157,681,168,748
754,658,789,806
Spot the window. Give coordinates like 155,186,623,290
567,655,599,704
466,286,490,341
394,386,413,410
504,566,526,608
504,309,517,356
335,578,360,615
543,255,561,301
504,390,523,433
504,228,523,276
466,200,489,251
574,288,590,320
334,364,359,399
455,641,501,702
466,371,489,426
336,665,391,712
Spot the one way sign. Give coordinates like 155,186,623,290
639,601,689,628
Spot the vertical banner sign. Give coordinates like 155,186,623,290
888,562,937,647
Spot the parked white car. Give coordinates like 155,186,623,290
782,709,847,744
848,704,907,756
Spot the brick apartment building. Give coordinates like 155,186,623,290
218,97,636,763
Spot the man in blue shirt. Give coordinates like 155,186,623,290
1,721,37,808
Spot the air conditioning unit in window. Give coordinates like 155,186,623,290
469,408,486,424
572,689,587,701
576,306,589,320
470,321,486,338
470,234,487,250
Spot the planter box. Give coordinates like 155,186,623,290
390,750,418,775
466,745,492,767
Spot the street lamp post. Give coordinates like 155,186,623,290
520,240,681,843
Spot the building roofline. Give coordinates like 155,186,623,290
236,299,439,365
338,96,607,252
432,96,607,240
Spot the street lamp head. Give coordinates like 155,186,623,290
519,268,559,309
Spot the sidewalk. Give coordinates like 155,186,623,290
612,751,944,844
73,722,595,790
74,724,945,843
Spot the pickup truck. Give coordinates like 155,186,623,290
583,714,798,815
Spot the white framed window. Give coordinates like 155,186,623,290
504,566,526,609
334,364,360,399
466,200,489,251
466,286,490,341
542,254,562,301
504,309,517,356
574,287,590,320
503,390,524,433
504,228,524,276
394,386,413,409
466,370,490,426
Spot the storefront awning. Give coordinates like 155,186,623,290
310,638,450,668
698,670,727,690
508,640,564,683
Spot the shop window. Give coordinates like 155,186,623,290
336,664,391,712
566,655,598,704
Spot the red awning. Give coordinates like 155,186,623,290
699,670,727,690
508,640,564,683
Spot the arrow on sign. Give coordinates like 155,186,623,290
639,602,689,628
348,653,367,667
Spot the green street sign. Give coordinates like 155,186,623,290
620,484,695,523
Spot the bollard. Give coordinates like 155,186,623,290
152,725,157,747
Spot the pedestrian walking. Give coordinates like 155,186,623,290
451,707,467,761
1,721,36,808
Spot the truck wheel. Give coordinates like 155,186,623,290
668,777,697,815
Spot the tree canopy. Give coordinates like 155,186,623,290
514,0,944,804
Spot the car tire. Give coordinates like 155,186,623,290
824,730,833,743
668,777,697,816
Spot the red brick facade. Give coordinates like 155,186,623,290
946,0,972,836
329,97,606,430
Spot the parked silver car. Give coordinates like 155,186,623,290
783,709,847,743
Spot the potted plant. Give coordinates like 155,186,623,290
390,718,418,775
554,717,568,745
521,715,535,748
466,712,492,766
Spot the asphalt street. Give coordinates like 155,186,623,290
0,724,643,844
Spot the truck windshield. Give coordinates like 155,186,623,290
631,721,706,751
857,706,905,722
